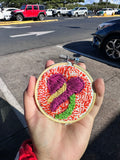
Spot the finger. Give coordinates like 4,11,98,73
25,76,37,97
24,76,37,119
45,60,55,69
77,62,86,70
69,60,86,70
89,78,105,119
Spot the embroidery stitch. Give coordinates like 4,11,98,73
55,94,76,119
47,73,66,94
50,76,85,112
35,63,95,123
48,83,67,103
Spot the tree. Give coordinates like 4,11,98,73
0,0,84,8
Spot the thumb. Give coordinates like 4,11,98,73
24,76,38,121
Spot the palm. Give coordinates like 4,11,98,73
25,93,94,160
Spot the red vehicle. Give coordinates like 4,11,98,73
12,4,46,21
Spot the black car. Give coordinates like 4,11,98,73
115,9,120,14
92,18,120,60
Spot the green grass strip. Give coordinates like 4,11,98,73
55,94,76,120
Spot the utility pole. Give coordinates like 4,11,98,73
106,0,108,8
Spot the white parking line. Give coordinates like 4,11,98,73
64,47,120,68
56,45,63,49
0,77,27,127
0,25,31,29
56,39,120,68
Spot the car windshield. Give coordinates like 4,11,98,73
72,7,79,11
102,9,107,11
20,5,26,10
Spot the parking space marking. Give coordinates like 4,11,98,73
56,39,119,68
10,30,55,38
0,77,27,127
0,25,31,29
56,45,63,48
64,47,120,68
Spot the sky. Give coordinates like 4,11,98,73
83,0,120,4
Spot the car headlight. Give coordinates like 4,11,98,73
97,22,115,30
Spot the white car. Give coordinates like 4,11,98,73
46,9,53,16
103,8,115,15
0,11,4,20
96,8,115,16
0,7,18,20
67,7,88,17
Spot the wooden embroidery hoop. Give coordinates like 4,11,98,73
35,62,96,124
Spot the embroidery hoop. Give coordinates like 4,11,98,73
35,62,96,124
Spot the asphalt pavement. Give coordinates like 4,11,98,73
0,43,120,160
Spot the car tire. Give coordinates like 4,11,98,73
57,12,61,17
16,14,23,21
102,35,120,60
75,13,78,17
38,14,45,21
84,12,87,16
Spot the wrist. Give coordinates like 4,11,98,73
34,150,52,160
35,154,52,160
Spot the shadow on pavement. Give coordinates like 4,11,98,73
0,98,29,160
81,114,120,160
63,41,120,69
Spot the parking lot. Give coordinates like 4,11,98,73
0,13,120,25
0,14,120,159
0,42,120,159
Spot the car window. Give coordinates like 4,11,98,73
21,5,26,10
27,6,32,10
72,7,79,11
79,8,86,10
34,6,38,10
39,6,44,10
7,9,15,11
102,9,107,11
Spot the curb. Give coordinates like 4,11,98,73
0,19,58,26
88,15,120,18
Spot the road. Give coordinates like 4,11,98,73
0,16,117,56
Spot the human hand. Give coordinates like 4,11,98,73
24,60,105,160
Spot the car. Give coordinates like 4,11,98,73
114,8,119,14
46,9,53,16
67,7,88,17
0,7,19,20
0,11,4,20
12,4,46,21
96,8,115,16
92,18,120,60
53,7,70,17
115,9,120,15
